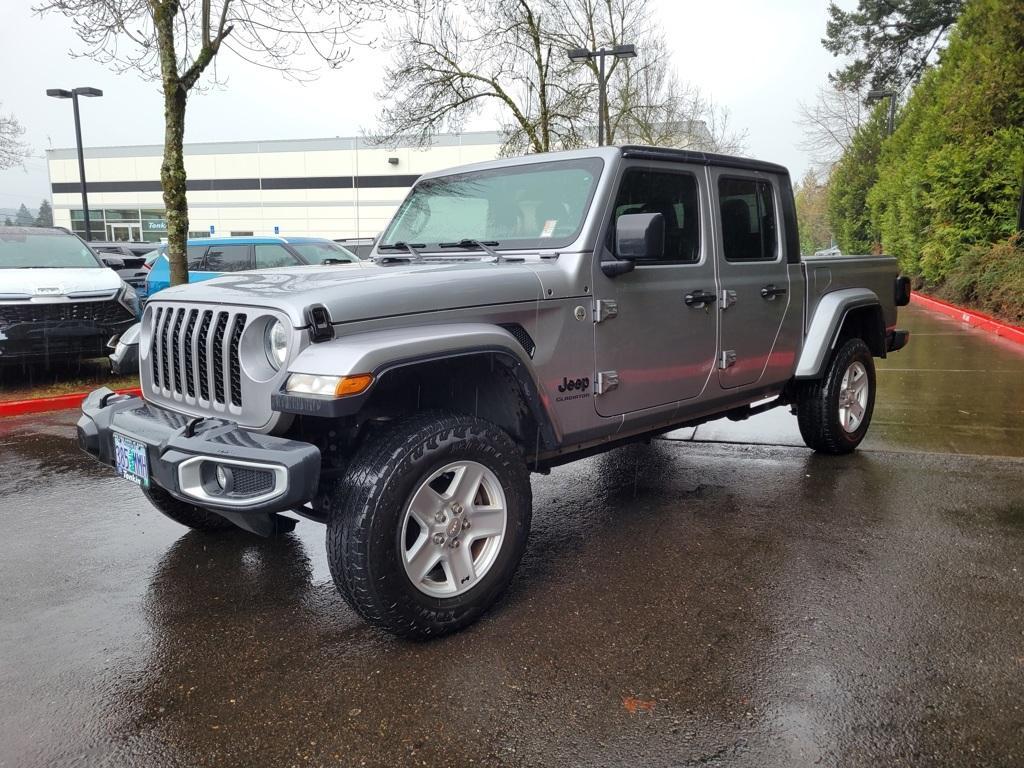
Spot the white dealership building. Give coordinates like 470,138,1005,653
45,130,504,243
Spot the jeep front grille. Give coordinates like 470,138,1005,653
150,306,248,408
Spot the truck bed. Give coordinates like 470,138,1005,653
802,254,899,331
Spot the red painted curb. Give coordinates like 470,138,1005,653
910,292,1024,346
0,387,142,417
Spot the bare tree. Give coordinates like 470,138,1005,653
38,0,374,286
375,0,591,155
0,104,30,171
374,0,744,155
797,84,869,171
608,38,746,153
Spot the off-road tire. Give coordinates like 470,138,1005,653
324,413,532,639
143,484,235,532
797,337,876,454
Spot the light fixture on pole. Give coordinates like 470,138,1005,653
567,44,638,147
46,87,103,241
867,88,897,137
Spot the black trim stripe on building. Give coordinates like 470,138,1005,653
51,174,421,194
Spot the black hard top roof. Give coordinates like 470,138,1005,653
619,145,790,177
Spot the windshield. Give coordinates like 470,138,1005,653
290,241,360,264
0,231,101,269
380,157,604,252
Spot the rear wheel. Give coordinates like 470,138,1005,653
797,337,876,454
323,413,532,639
143,485,235,532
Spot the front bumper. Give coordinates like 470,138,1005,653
77,388,321,534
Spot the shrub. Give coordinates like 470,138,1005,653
942,234,1024,324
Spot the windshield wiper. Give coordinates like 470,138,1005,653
376,242,425,262
438,238,512,262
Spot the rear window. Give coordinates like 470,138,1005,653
0,231,100,269
718,178,778,262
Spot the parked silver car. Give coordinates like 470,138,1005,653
78,146,910,637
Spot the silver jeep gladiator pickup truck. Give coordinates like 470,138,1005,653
78,145,911,638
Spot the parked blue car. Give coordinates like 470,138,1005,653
143,236,360,299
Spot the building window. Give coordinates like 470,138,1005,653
70,207,169,243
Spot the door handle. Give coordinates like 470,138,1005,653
684,290,717,307
760,284,788,299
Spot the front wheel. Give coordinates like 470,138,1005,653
324,413,532,639
797,337,876,454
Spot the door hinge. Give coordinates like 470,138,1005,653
719,350,737,369
720,289,737,310
595,370,620,394
594,299,618,323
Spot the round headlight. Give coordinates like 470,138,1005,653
265,320,289,369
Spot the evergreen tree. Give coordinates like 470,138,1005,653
35,200,53,227
824,0,963,91
827,103,887,254
867,0,1024,281
14,203,33,226
794,169,833,254
3,217,12,226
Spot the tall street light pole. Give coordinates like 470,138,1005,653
46,87,103,241
867,88,897,137
568,44,637,146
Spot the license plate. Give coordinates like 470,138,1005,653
113,432,149,489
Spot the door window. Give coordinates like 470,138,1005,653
718,178,778,262
255,244,302,269
610,169,701,263
186,245,209,270
204,244,251,272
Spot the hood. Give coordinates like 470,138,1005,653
0,267,123,298
152,260,545,326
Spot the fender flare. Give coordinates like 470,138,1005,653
273,323,559,447
795,288,883,379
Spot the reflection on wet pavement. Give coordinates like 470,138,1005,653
1,304,1023,767
667,305,1024,457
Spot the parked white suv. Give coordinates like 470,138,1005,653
0,227,138,364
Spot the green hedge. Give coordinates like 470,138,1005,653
827,104,887,255
866,0,1024,284
942,235,1024,323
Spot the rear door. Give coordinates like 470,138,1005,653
711,172,793,389
593,162,718,416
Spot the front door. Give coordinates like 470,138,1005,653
712,172,792,389
109,223,141,242
593,163,718,417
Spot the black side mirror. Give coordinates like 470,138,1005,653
101,255,125,270
603,212,664,277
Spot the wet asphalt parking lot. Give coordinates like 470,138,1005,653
1,304,1023,768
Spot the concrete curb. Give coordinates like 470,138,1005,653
0,387,142,417
910,293,1024,346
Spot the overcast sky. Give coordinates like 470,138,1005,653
0,0,846,211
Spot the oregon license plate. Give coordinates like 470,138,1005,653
113,432,149,489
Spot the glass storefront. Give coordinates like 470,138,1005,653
72,207,168,242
